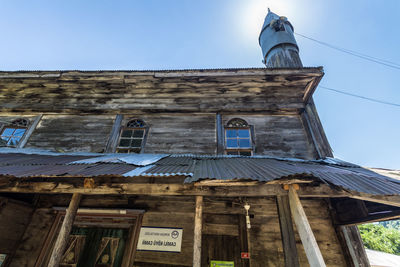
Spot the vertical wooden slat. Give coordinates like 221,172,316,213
277,195,300,267
193,196,203,267
288,186,326,267
18,114,42,148
238,215,250,267
339,226,371,267
105,114,123,153
47,193,81,267
216,113,224,155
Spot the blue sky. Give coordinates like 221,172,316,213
0,0,399,169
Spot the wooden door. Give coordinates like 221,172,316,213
201,235,240,267
60,227,128,267
201,215,249,267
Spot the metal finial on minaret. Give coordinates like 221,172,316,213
259,9,303,68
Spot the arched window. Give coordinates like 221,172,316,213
225,118,253,156
0,119,29,147
116,119,147,153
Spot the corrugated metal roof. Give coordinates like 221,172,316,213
0,150,399,196
69,154,167,166
0,153,98,166
0,67,323,74
0,163,136,177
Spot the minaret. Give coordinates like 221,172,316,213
259,9,303,68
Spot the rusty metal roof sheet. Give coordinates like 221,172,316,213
0,150,399,196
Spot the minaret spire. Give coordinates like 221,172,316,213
259,9,302,68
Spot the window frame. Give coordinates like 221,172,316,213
116,126,147,153
0,120,29,148
223,118,254,156
115,119,148,154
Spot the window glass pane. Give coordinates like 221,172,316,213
239,139,251,148
8,137,20,146
1,128,15,137
13,129,26,137
238,129,250,138
119,138,131,147
226,139,238,148
226,129,237,138
131,139,142,148
0,137,8,146
239,151,252,156
121,130,132,138
226,151,239,155
132,130,144,138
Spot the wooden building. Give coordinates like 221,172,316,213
0,9,400,267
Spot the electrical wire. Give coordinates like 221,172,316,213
295,32,400,70
319,85,400,107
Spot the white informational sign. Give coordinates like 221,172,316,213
0,254,6,266
137,227,183,252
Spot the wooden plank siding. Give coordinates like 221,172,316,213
25,114,115,153
2,113,319,157
222,115,316,159
0,70,322,115
136,114,216,154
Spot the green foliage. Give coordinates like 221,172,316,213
358,223,400,255
379,220,400,230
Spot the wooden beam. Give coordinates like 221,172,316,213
288,186,326,267
47,193,81,267
193,196,203,267
216,113,224,155
350,195,400,208
104,114,123,153
1,177,399,207
339,226,370,267
0,178,350,197
18,114,42,148
277,195,300,267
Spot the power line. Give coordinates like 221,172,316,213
319,85,400,107
295,32,400,70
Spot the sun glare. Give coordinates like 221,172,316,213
239,0,294,41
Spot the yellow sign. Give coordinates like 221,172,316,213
210,260,234,267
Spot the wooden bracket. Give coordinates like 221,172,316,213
283,184,299,191
84,178,95,189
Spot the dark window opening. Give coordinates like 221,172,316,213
116,119,146,153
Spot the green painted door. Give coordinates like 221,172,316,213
60,227,128,267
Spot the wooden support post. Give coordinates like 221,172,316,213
193,196,203,267
288,185,326,267
339,226,371,267
277,195,300,267
48,193,82,267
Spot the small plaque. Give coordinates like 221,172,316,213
241,252,250,259
137,227,183,253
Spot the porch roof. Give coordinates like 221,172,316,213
0,148,399,196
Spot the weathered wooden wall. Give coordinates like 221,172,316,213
0,197,33,263
0,69,322,114
11,208,56,267
1,113,318,157
222,115,316,159
136,114,216,154
25,115,115,153
8,195,347,267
